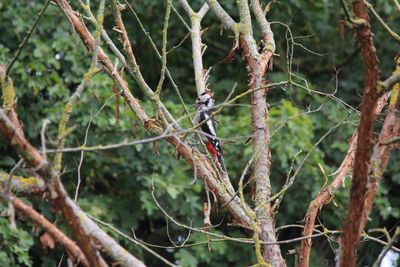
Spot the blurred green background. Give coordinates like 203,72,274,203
0,0,399,266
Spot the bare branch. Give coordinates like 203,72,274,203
298,92,390,267
358,78,400,248
372,227,400,267
178,1,210,95
198,3,210,17
378,68,400,94
178,0,193,15
365,0,400,43
55,0,253,230
0,172,45,193
74,115,92,202
6,0,51,75
124,0,192,124
0,63,147,266
190,6,208,95
205,0,236,30
206,0,283,265
237,0,254,36
109,0,178,128
54,0,104,173
363,231,400,253
339,1,386,263
250,0,276,52
65,197,147,267
0,108,147,266
0,108,107,267
155,0,172,96
392,0,400,11
88,215,177,267
10,196,89,266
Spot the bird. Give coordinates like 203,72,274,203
193,91,226,171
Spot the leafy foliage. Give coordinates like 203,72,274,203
0,216,33,266
0,0,399,266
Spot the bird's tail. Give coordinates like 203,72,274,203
217,153,226,172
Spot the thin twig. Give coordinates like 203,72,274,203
5,159,24,197
259,113,352,208
88,214,177,267
74,113,93,202
155,0,172,96
6,0,52,75
365,0,400,43
40,119,50,161
372,227,400,267
54,0,103,173
124,0,192,124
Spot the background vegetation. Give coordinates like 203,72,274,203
0,0,399,266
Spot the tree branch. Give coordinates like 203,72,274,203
179,0,209,95
372,227,400,267
250,0,276,53
5,0,51,75
365,0,400,43
0,172,45,193
205,0,236,30
339,1,382,264
124,0,193,125
229,0,284,265
0,108,108,267
65,197,147,267
0,107,149,266
198,0,284,265
108,0,178,129
10,196,89,266
299,92,390,267
358,63,400,248
178,0,193,15
55,0,252,229
392,0,400,11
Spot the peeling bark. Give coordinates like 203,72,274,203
240,33,285,266
339,1,382,265
299,94,390,267
0,110,107,267
10,196,89,266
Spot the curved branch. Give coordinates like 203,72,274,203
178,0,193,15
55,0,252,229
108,0,179,128
10,196,89,266
0,109,146,267
205,0,236,30
0,109,107,267
365,0,400,43
299,93,390,267
5,0,51,75
250,0,276,52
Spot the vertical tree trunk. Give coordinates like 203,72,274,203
241,36,286,266
339,1,379,266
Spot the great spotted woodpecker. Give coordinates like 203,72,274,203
193,91,226,171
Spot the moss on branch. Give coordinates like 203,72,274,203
0,172,45,193
0,65,15,109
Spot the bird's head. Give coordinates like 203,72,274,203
195,91,214,110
